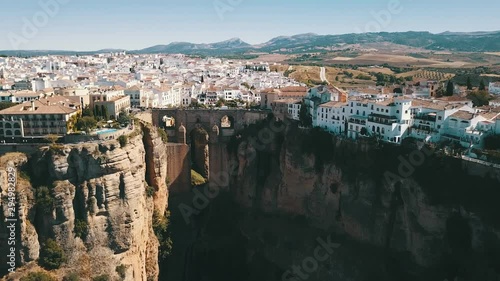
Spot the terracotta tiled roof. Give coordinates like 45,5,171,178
450,111,475,120
0,97,79,115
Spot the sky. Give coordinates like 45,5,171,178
1,0,499,51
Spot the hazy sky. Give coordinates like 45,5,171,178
2,0,499,50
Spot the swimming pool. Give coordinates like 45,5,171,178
96,129,118,135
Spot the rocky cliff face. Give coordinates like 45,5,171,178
0,125,172,281
226,122,500,280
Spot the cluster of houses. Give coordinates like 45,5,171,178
267,85,500,148
0,54,303,110
0,53,304,141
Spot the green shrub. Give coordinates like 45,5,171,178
191,169,207,186
38,239,65,270
116,264,127,279
152,210,173,258
20,272,56,281
63,273,80,281
118,135,128,148
157,128,168,143
35,186,54,215
74,219,89,240
92,275,110,281
146,186,155,197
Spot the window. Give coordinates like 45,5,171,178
438,116,442,121
396,110,400,114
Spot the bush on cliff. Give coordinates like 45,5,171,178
116,264,127,279
35,186,54,215
157,128,168,143
63,273,80,281
39,239,65,270
152,210,173,258
74,219,89,240
118,135,128,147
191,169,207,186
20,272,56,281
92,275,110,281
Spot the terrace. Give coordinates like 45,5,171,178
368,113,399,125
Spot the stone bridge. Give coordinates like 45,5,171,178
151,109,269,185
151,109,269,144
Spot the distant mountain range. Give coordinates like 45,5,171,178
1,31,500,57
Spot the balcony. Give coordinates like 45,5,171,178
368,114,399,125
348,116,367,126
414,113,437,122
411,125,438,134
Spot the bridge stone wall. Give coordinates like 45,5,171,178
152,109,269,144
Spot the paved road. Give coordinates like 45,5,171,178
320,66,329,84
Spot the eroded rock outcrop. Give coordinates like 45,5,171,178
0,125,173,281
229,123,500,280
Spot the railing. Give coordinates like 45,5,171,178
414,115,437,122
368,116,398,125
348,118,366,125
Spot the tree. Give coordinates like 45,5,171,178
299,101,312,127
467,91,491,107
479,79,486,91
101,105,108,120
39,239,65,270
117,110,131,124
466,77,473,90
94,105,101,118
446,81,454,96
76,116,97,133
82,105,93,117
215,98,225,108
360,127,368,136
